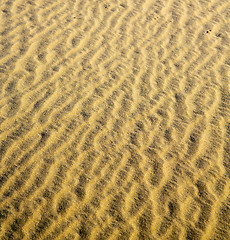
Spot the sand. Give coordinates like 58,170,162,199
0,0,230,239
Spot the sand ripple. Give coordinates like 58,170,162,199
0,0,230,239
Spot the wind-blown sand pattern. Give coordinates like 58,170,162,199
0,0,230,239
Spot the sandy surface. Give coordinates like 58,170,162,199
0,0,230,239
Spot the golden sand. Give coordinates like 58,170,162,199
0,0,230,239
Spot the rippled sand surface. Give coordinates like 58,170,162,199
0,0,230,239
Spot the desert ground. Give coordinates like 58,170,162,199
0,0,230,239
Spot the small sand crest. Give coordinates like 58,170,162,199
0,0,230,239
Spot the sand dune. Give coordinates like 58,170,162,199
0,0,230,239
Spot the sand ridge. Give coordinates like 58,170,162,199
0,0,230,239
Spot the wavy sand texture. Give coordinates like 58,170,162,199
0,0,230,239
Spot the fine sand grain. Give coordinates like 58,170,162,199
0,0,230,239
